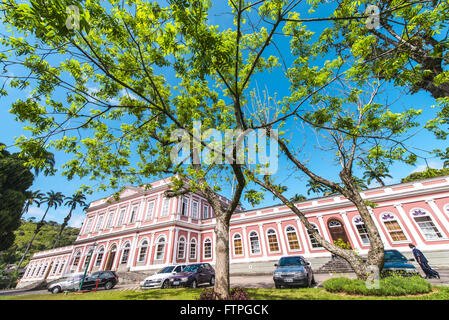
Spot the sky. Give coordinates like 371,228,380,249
0,1,447,228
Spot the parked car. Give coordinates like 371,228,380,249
82,271,119,290
140,265,186,289
47,273,85,294
273,256,315,288
381,249,419,277
169,263,215,288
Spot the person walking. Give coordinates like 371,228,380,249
408,244,440,279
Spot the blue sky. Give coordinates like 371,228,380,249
0,1,446,228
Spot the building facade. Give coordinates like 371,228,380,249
17,175,449,287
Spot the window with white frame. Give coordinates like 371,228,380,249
106,212,115,228
203,205,209,219
121,243,131,264
285,226,301,250
155,237,166,260
84,218,93,234
177,237,186,259
266,229,280,253
181,197,189,217
95,215,104,232
233,233,243,255
40,263,48,276
190,238,197,260
59,261,65,273
73,251,81,267
51,261,59,275
161,198,170,217
117,208,126,226
83,249,94,268
381,213,408,242
204,238,212,259
129,205,138,223
138,240,148,263
353,216,370,245
145,201,155,220
95,247,104,267
410,208,444,240
192,201,199,219
249,231,261,254
35,265,41,277
307,224,323,248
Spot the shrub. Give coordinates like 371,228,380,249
323,276,431,296
198,287,251,300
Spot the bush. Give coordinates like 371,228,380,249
198,287,251,300
323,276,431,296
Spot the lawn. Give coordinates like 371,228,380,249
2,286,449,300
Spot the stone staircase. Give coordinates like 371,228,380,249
116,271,149,285
315,256,355,274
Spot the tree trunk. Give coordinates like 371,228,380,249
53,208,73,249
213,215,231,299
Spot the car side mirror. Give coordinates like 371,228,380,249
409,258,415,262
274,264,278,267
306,262,311,266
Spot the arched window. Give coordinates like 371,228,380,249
59,260,65,274
26,265,34,277
83,249,94,269
249,231,261,254
190,238,197,260
121,242,131,264
40,263,48,276
353,216,370,245
35,264,41,277
95,247,105,267
138,240,149,263
233,233,243,256
52,261,59,275
155,237,166,261
381,213,408,242
410,208,444,240
307,224,322,249
177,237,186,259
285,226,301,251
204,238,212,259
266,229,280,253
72,250,81,268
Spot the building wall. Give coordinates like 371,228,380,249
18,176,449,286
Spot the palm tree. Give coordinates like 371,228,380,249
20,190,44,219
306,179,327,196
362,162,392,187
53,192,87,249
32,151,55,177
17,191,65,269
290,194,307,202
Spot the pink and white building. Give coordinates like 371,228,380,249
17,175,449,287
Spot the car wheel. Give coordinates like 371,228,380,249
161,280,169,289
311,275,317,286
104,281,114,290
191,280,197,288
275,283,281,289
210,276,215,286
51,286,61,294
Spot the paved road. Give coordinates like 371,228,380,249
2,269,448,297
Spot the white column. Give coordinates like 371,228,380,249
295,218,310,255
426,199,449,237
241,226,249,260
340,212,361,250
367,208,389,246
317,215,331,242
171,228,178,264
136,198,145,227
258,224,268,257
394,204,426,247
276,222,289,254
146,232,155,266
186,231,191,264
128,234,139,269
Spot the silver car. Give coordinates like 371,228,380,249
140,265,186,289
273,256,315,288
47,273,85,294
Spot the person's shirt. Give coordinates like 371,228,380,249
412,247,428,264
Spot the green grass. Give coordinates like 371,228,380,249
1,286,449,300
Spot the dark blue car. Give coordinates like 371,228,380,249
381,249,419,277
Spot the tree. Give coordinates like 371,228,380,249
20,190,44,219
53,192,87,249
0,144,34,251
17,191,65,269
401,167,449,183
362,162,393,187
290,193,307,202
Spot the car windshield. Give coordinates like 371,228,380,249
278,257,303,266
385,250,406,261
183,265,199,272
159,266,175,273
